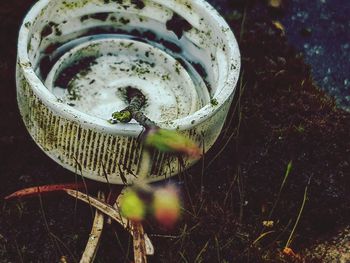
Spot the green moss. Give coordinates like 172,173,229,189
185,2,192,9
131,64,150,75
210,98,218,106
27,41,32,52
175,62,181,74
61,0,89,9
111,110,132,123
162,74,171,81
67,83,82,101
20,62,32,68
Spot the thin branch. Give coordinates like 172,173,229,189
65,189,127,228
65,189,154,256
116,190,154,256
131,221,147,263
110,87,158,130
80,191,105,263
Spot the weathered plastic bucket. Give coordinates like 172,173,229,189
16,0,241,184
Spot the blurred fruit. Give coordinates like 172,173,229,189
153,186,181,228
119,189,145,221
145,128,201,158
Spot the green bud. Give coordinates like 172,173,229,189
119,189,145,221
111,110,132,123
145,129,201,158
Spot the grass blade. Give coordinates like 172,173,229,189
285,177,311,249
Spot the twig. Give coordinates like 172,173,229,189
65,189,128,228
111,87,158,130
65,189,154,256
110,88,159,263
194,240,209,262
130,221,147,263
116,190,154,256
80,191,105,263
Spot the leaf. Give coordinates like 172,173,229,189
4,182,91,200
272,21,285,35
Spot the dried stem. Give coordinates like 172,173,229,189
111,87,159,263
65,189,154,257
116,190,154,257
80,191,105,263
4,182,91,200
131,221,148,263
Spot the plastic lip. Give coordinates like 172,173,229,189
17,0,241,135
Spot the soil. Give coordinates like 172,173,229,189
0,1,349,262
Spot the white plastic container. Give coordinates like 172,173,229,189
16,0,241,184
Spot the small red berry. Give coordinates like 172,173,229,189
153,186,181,228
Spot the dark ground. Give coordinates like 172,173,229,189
0,0,350,262
211,0,350,110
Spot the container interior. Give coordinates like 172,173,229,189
24,0,236,125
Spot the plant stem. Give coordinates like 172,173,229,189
131,221,148,263
285,176,311,249
111,87,158,130
80,191,105,263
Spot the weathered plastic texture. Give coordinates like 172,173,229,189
16,0,241,184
